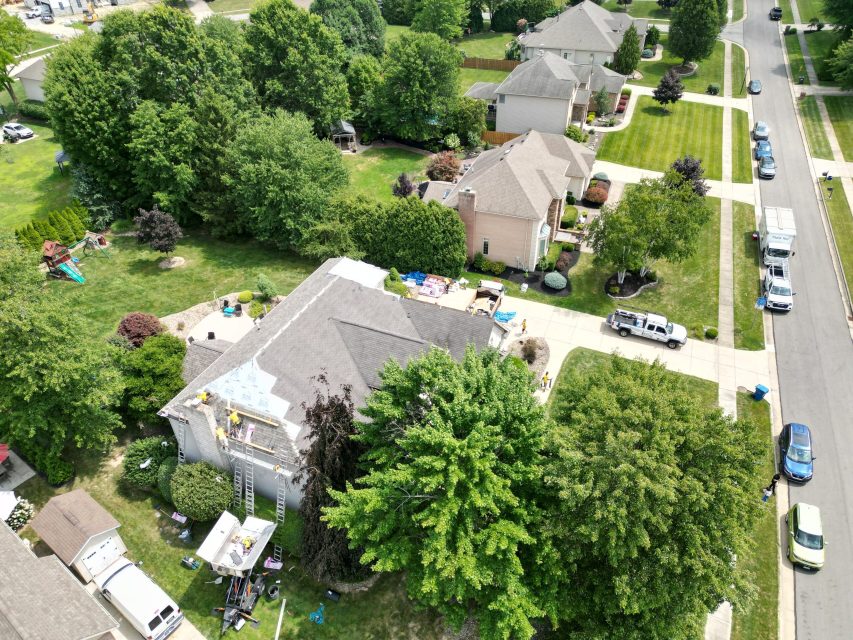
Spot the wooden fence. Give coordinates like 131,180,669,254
462,57,521,71
482,131,520,145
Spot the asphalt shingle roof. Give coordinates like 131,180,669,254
182,339,233,384
491,54,626,101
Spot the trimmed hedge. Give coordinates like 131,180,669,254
544,271,567,290
171,462,233,521
122,437,178,490
18,100,49,121
157,457,179,503
237,290,254,304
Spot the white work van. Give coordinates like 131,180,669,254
94,558,183,640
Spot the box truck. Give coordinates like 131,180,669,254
759,207,796,266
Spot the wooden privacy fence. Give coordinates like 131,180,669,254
482,131,520,145
462,57,520,71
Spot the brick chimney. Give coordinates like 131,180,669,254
457,188,477,258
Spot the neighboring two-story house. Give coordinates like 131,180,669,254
518,0,647,65
465,53,626,134
422,130,595,271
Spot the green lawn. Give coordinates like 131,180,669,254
343,146,430,202
732,44,747,99
207,0,260,12
465,199,721,336
458,68,510,95
50,234,317,338
598,97,723,180
824,96,853,162
799,95,832,159
732,202,765,350
632,34,725,95
733,0,745,22
732,108,753,184
601,0,674,20
19,31,63,60
796,0,826,22
805,30,841,84
784,32,810,86
0,121,73,230
385,24,411,45
820,180,853,302
455,30,514,59
731,394,778,640
778,0,795,23
17,446,444,640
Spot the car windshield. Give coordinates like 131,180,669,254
795,529,823,550
771,285,791,296
768,248,790,258
788,445,812,463
762,158,776,168
665,322,673,334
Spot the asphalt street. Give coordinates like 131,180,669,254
743,1,853,638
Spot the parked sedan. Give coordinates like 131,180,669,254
787,503,825,570
759,155,777,179
754,139,773,160
753,120,770,140
2,122,34,142
780,422,815,481
748,79,762,94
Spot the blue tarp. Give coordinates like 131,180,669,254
493,311,516,323
403,271,427,285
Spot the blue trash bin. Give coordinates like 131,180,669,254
753,384,769,401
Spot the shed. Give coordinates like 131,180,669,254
12,56,46,102
330,119,356,150
30,489,127,583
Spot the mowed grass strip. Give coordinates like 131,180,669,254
820,181,853,301
799,95,832,159
732,202,764,350
783,32,809,85
600,0,674,20
732,108,753,184
795,0,826,22
598,96,724,180
824,96,853,162
731,44,747,99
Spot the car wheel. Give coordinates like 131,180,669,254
667,340,678,349
619,328,629,337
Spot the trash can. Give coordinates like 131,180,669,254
798,75,805,84
753,384,769,401
267,585,280,601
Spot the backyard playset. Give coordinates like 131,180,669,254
41,232,110,284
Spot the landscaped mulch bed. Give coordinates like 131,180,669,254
604,271,658,298
470,249,580,297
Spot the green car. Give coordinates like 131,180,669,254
787,503,825,570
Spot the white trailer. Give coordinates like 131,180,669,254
759,207,796,266
196,511,277,578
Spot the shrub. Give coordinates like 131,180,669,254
505,39,521,61
516,18,527,33
472,252,485,271
555,254,570,272
565,124,589,143
586,113,596,124
621,87,632,97
426,151,461,182
566,193,576,205
122,437,178,490
707,83,720,95
360,132,373,145
563,242,575,252
489,260,506,276
521,338,540,363
249,299,264,318
560,219,573,230
157,457,179,503
106,333,134,351
18,100,49,120
784,25,797,34
5,498,35,531
608,285,620,295
543,271,567,290
606,117,617,127
388,267,402,281
385,272,410,297
171,462,233,522
117,312,164,348
256,274,277,300
444,133,461,150
646,270,658,282
583,186,609,205
705,327,719,340
645,25,660,48
237,290,254,304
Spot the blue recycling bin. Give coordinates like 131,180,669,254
753,384,769,401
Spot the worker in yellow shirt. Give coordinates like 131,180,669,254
197,390,209,404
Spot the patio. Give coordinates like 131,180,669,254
187,308,255,345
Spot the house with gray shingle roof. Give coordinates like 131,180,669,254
0,519,118,640
422,130,595,271
518,0,646,65
159,258,504,508
464,53,625,134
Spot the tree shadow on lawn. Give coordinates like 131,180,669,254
640,104,675,118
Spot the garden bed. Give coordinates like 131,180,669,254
469,248,580,298
604,271,658,298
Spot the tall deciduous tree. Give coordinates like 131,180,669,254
586,201,645,283
325,347,548,640
540,354,765,639
134,205,183,256
613,23,641,75
668,0,720,65
412,0,468,40
295,377,368,582
0,9,31,108
346,54,383,127
122,334,186,425
310,0,386,58
246,0,349,132
828,39,853,89
223,110,348,251
375,32,461,141
823,0,853,36
0,232,124,484
653,68,684,111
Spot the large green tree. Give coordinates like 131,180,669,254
539,354,765,639
346,54,383,127
325,347,548,639
828,38,853,89
613,23,641,75
0,8,31,108
122,334,186,426
246,0,349,132
310,0,386,58
412,0,468,40
668,0,720,65
223,110,348,251
824,0,853,36
0,233,124,484
375,32,461,141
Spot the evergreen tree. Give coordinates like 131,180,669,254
594,86,612,115
613,23,641,75
49,212,76,245
24,223,43,250
295,377,369,582
653,69,684,111
34,219,60,243
669,0,720,65
61,208,86,240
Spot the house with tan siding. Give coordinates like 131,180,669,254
422,130,595,271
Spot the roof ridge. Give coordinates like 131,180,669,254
333,317,428,346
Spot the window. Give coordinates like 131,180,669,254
160,606,175,619
563,53,568,59
498,94,505,104
483,239,489,255
148,616,162,631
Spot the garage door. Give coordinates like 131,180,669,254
81,537,122,577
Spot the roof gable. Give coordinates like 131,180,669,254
522,0,646,53
496,54,580,99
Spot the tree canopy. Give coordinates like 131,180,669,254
613,23,641,75
828,38,853,89
412,0,468,40
134,206,183,256
121,334,186,426
310,0,386,58
824,0,853,36
668,0,720,64
653,68,684,110
325,347,548,639
0,8,32,108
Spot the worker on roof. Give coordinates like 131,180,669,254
215,427,228,449
197,390,209,404
228,410,241,427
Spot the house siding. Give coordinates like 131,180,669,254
522,47,613,66
468,212,538,271
21,78,44,102
496,94,571,136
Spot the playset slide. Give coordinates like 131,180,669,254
57,261,85,284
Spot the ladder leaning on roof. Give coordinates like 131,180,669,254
177,420,186,464
244,439,255,518
273,464,287,563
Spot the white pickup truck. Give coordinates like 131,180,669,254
606,309,688,349
763,261,794,311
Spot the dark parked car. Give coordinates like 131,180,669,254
754,140,773,160
769,7,782,20
748,79,762,94
41,13,54,23
780,423,814,482
759,155,777,179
